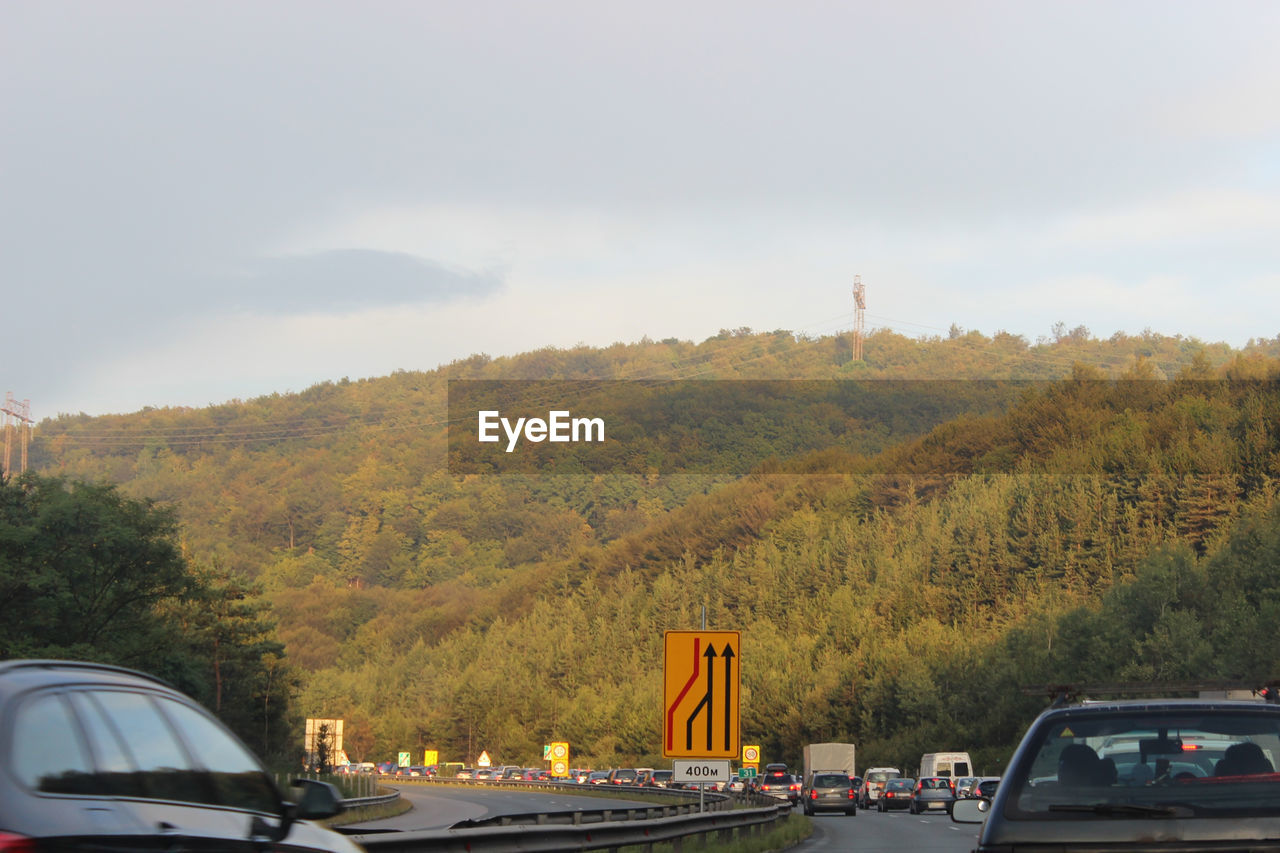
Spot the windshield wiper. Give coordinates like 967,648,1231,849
1048,802,1193,818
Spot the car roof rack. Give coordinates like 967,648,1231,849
1022,680,1280,708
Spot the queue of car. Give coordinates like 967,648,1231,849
369,751,1003,821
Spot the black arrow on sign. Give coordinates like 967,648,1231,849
721,644,735,751
685,645,719,750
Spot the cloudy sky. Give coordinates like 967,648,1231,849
3,1,1278,418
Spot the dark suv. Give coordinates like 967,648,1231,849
802,771,857,816
954,692,1280,850
0,659,359,851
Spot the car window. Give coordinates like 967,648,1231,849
10,692,94,794
66,690,149,797
1007,708,1280,819
160,695,280,813
813,774,848,787
86,689,213,805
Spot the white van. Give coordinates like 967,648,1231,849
919,751,973,778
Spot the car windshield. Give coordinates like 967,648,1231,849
887,779,914,791
813,774,848,787
1007,707,1280,819
866,770,899,783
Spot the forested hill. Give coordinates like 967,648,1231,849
25,326,1280,773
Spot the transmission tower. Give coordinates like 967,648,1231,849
2,393,33,477
852,275,866,361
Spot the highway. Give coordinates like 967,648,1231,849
795,808,979,853
347,784,981,851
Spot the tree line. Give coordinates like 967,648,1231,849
13,327,1280,771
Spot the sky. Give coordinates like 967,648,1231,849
3,1,1279,418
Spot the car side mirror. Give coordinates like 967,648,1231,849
951,797,989,824
289,778,345,820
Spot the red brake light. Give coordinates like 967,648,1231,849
0,834,36,853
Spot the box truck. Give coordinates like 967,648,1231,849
802,742,857,782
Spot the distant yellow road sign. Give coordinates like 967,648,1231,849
663,630,740,759
550,741,570,777
743,744,760,764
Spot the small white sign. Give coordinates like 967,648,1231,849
673,759,732,784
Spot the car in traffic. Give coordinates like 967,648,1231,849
953,691,1280,850
0,659,360,852
878,777,915,811
647,769,674,788
954,775,981,798
757,770,802,804
606,768,639,785
910,776,956,814
858,766,902,809
802,771,858,816
974,776,1000,799
587,770,610,784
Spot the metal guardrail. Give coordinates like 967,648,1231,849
349,800,791,852
341,789,403,809
334,779,793,851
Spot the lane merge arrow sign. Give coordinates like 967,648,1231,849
663,630,741,759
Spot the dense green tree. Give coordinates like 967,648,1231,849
0,472,194,665
0,472,298,762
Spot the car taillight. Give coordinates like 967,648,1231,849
0,834,35,853
810,790,818,800
848,789,855,799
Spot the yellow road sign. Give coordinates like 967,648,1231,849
663,630,740,759
550,741,570,776
743,744,760,764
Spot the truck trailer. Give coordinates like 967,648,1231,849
802,742,857,782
